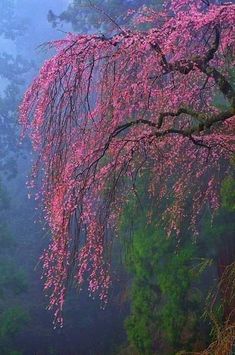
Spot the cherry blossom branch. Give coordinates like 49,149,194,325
151,24,235,106
84,106,234,172
114,107,234,140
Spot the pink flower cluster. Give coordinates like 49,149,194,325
19,0,235,325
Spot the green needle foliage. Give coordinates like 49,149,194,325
221,176,235,213
119,176,212,354
120,166,235,354
123,219,210,354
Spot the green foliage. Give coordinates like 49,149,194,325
0,306,29,339
123,172,235,353
156,241,197,345
0,182,29,353
201,173,235,337
202,172,235,252
221,176,235,212
119,169,219,353
48,0,162,33
123,217,208,354
0,223,14,248
0,261,28,297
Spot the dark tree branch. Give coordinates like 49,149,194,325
157,107,207,129
151,24,235,106
81,106,234,175
199,65,235,107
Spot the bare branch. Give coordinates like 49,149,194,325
87,0,125,34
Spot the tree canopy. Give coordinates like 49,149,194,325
47,0,161,33
20,0,235,325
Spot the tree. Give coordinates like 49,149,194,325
0,0,33,178
20,0,235,325
0,0,26,40
47,0,162,33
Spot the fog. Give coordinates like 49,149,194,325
0,1,234,354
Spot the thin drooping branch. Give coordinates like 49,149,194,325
19,0,235,326
87,0,125,34
83,20,235,108
114,107,234,143
84,107,234,172
151,24,235,106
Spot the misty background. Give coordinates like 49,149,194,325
0,1,127,354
